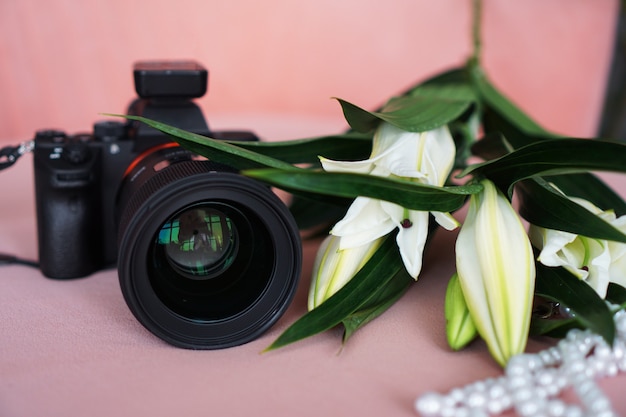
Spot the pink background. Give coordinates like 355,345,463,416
0,1,619,143
1,1,625,417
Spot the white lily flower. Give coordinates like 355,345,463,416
455,179,536,366
308,235,383,310
529,196,626,298
320,122,459,279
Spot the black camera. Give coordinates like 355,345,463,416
32,61,302,349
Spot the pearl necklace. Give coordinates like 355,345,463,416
415,309,626,417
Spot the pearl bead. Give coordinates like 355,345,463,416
448,409,469,417
511,387,533,403
466,391,486,408
595,412,618,417
414,311,623,417
516,399,544,417
415,392,444,416
546,399,566,416
562,405,584,417
536,368,555,387
465,410,488,417
564,358,585,374
606,362,618,377
559,304,575,318
487,382,506,400
485,397,505,414
574,379,595,397
548,373,566,393
613,343,624,360
448,388,464,404
588,396,613,413
539,349,558,366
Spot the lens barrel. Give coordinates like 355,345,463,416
117,159,301,349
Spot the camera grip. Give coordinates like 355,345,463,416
33,137,102,278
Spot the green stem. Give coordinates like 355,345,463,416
470,0,483,68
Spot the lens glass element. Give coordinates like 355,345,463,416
147,201,273,321
157,208,237,280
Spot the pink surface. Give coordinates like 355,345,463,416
1,118,626,417
1,2,626,416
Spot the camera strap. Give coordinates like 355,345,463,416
0,140,34,171
0,253,38,268
0,140,40,269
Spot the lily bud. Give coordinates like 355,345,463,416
444,273,478,351
455,179,536,366
308,235,384,310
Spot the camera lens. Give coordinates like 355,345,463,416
116,152,301,349
157,205,238,281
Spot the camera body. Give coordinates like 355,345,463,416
32,60,302,349
33,61,257,279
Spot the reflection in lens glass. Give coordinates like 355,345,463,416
147,201,271,321
156,208,238,280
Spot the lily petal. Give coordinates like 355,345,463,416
418,126,457,187
380,200,429,279
531,227,579,269
371,125,456,185
585,238,611,297
370,122,406,157
319,123,415,175
376,135,427,179
319,156,375,174
433,211,460,231
308,235,384,310
332,197,395,249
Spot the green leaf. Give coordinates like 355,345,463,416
533,283,626,337
337,68,476,132
471,124,626,217
334,99,380,133
108,114,297,171
461,138,626,191
288,195,349,231
265,234,403,351
415,67,472,91
518,178,626,243
335,83,474,134
350,66,470,114
543,173,626,217
342,267,413,343
606,283,626,308
407,81,476,102
471,132,520,160
534,263,615,344
244,169,482,212
231,131,373,165
530,316,579,338
341,215,440,342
